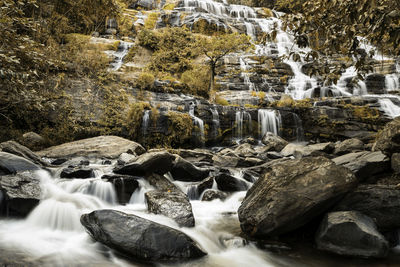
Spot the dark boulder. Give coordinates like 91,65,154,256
201,189,228,201
0,152,40,175
373,117,400,156
0,141,48,167
215,173,248,192
0,171,41,217
170,156,210,182
102,174,140,204
145,190,195,227
80,210,206,261
60,167,94,179
146,173,181,192
365,73,385,94
335,184,400,230
332,151,390,181
238,157,357,238
114,151,175,176
316,211,389,258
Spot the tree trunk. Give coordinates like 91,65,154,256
209,61,215,92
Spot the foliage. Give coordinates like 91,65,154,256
125,102,151,138
181,65,210,98
215,95,230,106
144,12,159,30
137,29,160,50
167,111,193,146
136,72,155,90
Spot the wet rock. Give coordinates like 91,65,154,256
51,158,68,165
365,73,386,94
170,156,210,182
316,211,389,258
373,117,400,156
201,189,228,201
129,0,156,10
0,152,40,175
102,174,140,204
219,234,248,249
0,141,48,167
335,184,400,230
238,157,357,237
332,151,390,181
81,210,206,261
333,138,365,155
261,132,288,152
240,137,259,146
146,173,181,192
37,136,145,159
196,177,214,195
60,167,94,179
20,132,46,150
280,142,334,158
114,151,175,176
145,190,195,227
233,144,257,158
171,149,214,164
392,153,400,173
0,171,41,217
215,173,248,192
117,152,136,165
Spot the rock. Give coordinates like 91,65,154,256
219,234,248,249
201,189,228,201
391,153,400,173
0,141,48,167
316,211,389,258
102,175,140,204
0,171,41,217
334,138,365,155
280,142,334,157
373,117,400,156
145,190,195,227
212,154,239,167
51,158,68,165
233,144,257,158
80,210,206,261
37,136,145,159
170,156,210,182
0,152,40,175
196,177,214,196
60,167,94,179
171,149,214,164
365,73,386,94
261,132,288,152
334,184,400,230
332,151,390,181
238,157,357,238
129,0,156,10
114,151,175,176
20,132,46,150
117,152,136,165
215,173,248,192
146,173,181,192
240,137,259,145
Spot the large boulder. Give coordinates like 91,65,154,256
145,190,195,227
80,210,206,261
0,152,40,175
334,185,400,230
215,173,248,192
238,157,357,238
170,156,210,182
114,151,175,176
0,171,41,216
201,189,228,201
332,151,390,181
146,173,181,192
261,132,288,152
20,132,46,150
0,141,48,166
37,136,145,159
316,211,389,258
373,117,400,156
280,142,334,158
333,138,365,155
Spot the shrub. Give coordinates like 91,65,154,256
136,72,155,90
181,65,210,98
137,29,159,50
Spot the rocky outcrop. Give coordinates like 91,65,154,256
0,141,48,167
365,73,386,94
114,151,175,176
20,132,46,150
170,156,210,182
316,211,389,258
373,117,400,156
391,153,400,173
280,142,334,158
145,190,195,227
146,173,181,192
201,189,228,201
332,151,390,181
60,166,94,179
238,157,357,237
215,173,248,192
0,152,40,175
334,185,400,230
0,171,41,217
37,136,145,159
333,138,365,155
261,132,288,152
80,210,206,261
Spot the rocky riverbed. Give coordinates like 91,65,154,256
1,117,400,266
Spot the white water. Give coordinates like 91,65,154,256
379,98,400,118
189,102,205,139
211,106,220,138
235,110,252,139
142,109,150,136
106,41,134,71
258,109,281,137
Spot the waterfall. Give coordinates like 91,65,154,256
210,107,220,138
142,110,150,136
86,180,117,204
240,57,255,91
258,109,281,137
189,102,205,139
108,41,134,71
379,98,400,118
292,113,305,142
385,74,400,92
235,110,252,139
187,184,200,200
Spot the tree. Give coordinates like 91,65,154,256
197,33,253,92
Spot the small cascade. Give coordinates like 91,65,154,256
379,98,400,118
142,110,150,136
187,184,200,200
244,21,256,39
108,41,134,71
235,110,252,139
258,109,281,137
292,113,305,142
385,74,400,92
239,57,255,91
129,179,153,204
86,180,117,204
210,107,220,138
189,102,205,139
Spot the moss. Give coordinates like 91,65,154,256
163,3,175,10
125,102,151,138
136,72,155,90
107,40,121,51
215,95,229,106
167,111,193,146
343,104,380,122
273,95,313,108
244,104,258,109
144,12,159,30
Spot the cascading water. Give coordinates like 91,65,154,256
235,110,252,139
210,106,220,138
379,98,400,119
240,57,256,91
258,109,281,137
292,113,305,142
107,41,134,71
385,74,400,92
189,102,205,139
142,109,150,136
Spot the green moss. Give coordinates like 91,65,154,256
215,95,229,106
144,12,159,30
136,72,155,90
163,3,175,10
